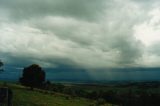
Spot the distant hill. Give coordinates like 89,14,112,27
1,67,160,83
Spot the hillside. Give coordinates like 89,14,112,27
0,82,112,106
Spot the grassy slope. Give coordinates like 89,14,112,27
0,83,113,106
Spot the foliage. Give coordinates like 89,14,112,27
0,60,4,71
19,64,45,89
43,82,160,106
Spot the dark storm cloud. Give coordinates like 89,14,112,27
0,0,160,69
0,0,106,21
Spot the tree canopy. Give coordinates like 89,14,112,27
0,60,4,71
19,64,46,89
0,60,3,67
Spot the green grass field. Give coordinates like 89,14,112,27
2,82,159,106
0,82,113,106
1,81,160,106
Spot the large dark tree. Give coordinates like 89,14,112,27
19,64,45,89
0,60,4,71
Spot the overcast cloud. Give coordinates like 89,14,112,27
0,0,160,69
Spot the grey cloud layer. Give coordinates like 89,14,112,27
0,0,159,68
0,0,106,21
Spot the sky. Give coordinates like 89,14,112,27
1,0,160,70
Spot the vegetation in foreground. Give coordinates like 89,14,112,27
42,81,160,106
2,81,160,106
0,82,114,106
